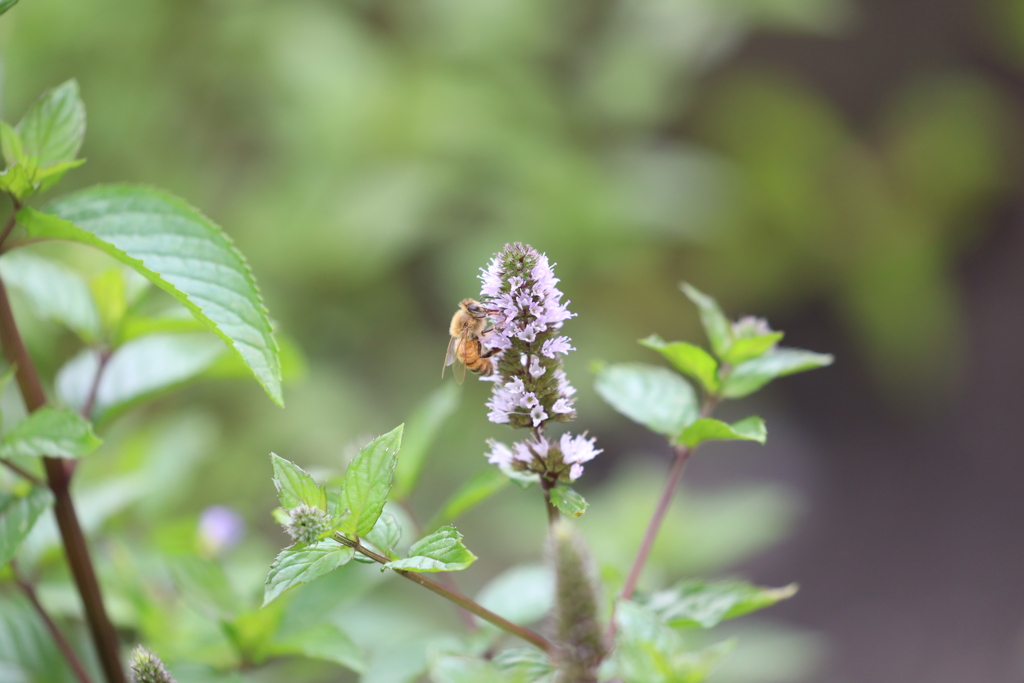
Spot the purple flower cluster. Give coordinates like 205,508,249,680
477,243,600,484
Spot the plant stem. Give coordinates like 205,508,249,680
0,270,125,683
541,480,559,527
1,457,44,486
12,560,95,683
333,533,552,653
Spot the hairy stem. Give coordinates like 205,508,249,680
12,560,95,683
333,533,552,653
0,267,125,683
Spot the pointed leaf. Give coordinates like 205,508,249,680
384,525,476,572
0,163,34,200
0,251,101,342
271,453,327,511
0,487,53,567
15,80,85,167
427,467,508,531
640,334,720,394
0,122,28,168
595,362,698,438
338,425,403,537
722,331,784,366
0,407,100,459
678,416,766,448
681,283,732,359
0,0,16,15
722,348,834,399
549,485,588,517
393,383,459,500
647,580,799,628
263,541,355,606
20,185,283,406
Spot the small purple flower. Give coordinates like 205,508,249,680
560,433,602,481
198,505,244,555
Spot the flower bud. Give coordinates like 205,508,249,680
129,646,176,683
284,504,330,545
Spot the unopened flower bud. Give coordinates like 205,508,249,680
284,504,330,545
129,646,176,683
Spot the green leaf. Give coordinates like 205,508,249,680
491,648,554,680
271,453,327,511
647,580,799,628
549,485,587,517
169,555,245,621
427,468,508,531
0,0,17,15
263,541,355,606
364,510,402,555
20,185,283,406
393,383,459,500
681,283,732,359
0,407,101,459
475,565,553,627
0,121,28,168
722,332,784,366
15,80,85,167
267,622,364,672
678,416,766,448
721,348,834,399
430,655,512,683
384,525,476,573
0,251,101,342
595,362,698,438
0,162,34,200
0,487,53,567
338,425,403,537
32,159,85,194
640,334,720,394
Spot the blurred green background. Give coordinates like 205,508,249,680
2,0,1024,681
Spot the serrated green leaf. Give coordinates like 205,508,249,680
677,416,766,448
338,425,403,537
56,334,227,423
20,185,283,406
0,163,34,200
681,283,732,360
267,622,365,672
384,525,476,573
271,453,326,511
263,541,355,606
0,487,53,567
647,580,798,629
595,363,698,439
0,407,100,459
364,510,402,555
427,468,509,531
0,0,17,15
0,251,101,342
640,335,720,394
393,383,460,500
549,485,587,517
722,331,784,366
721,348,834,399
16,80,85,168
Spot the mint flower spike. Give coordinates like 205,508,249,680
129,646,176,683
480,243,601,483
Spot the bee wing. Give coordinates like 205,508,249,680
452,334,468,385
443,335,458,377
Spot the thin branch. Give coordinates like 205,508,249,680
1,457,44,486
11,560,95,683
333,533,552,653
79,349,112,422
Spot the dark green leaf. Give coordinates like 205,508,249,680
595,363,698,438
0,251,101,342
0,407,100,459
16,80,85,167
267,622,364,672
549,485,587,517
0,488,52,567
21,186,283,406
677,416,766,448
721,348,834,399
427,467,508,531
681,283,732,359
722,332,784,366
647,580,798,628
393,383,460,500
338,425,403,537
384,525,476,572
263,541,355,606
364,510,402,555
640,334,720,394
0,0,15,16
271,453,327,511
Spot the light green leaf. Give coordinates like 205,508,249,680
427,468,508,531
169,555,244,621
338,425,403,537
549,485,587,517
20,185,283,406
492,648,554,681
681,283,732,359
0,488,53,567
384,525,476,573
0,251,101,342
475,565,553,627
0,122,28,168
595,363,698,438
32,159,86,194
271,453,327,511
678,416,766,448
721,348,834,399
263,541,355,606
722,332,784,366
267,622,364,672
647,580,798,629
364,510,402,555
0,162,34,199
640,334,720,394
393,383,459,500
0,407,100,459
16,80,85,167
0,0,16,15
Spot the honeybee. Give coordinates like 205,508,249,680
443,298,496,384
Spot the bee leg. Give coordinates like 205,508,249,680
479,346,497,359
